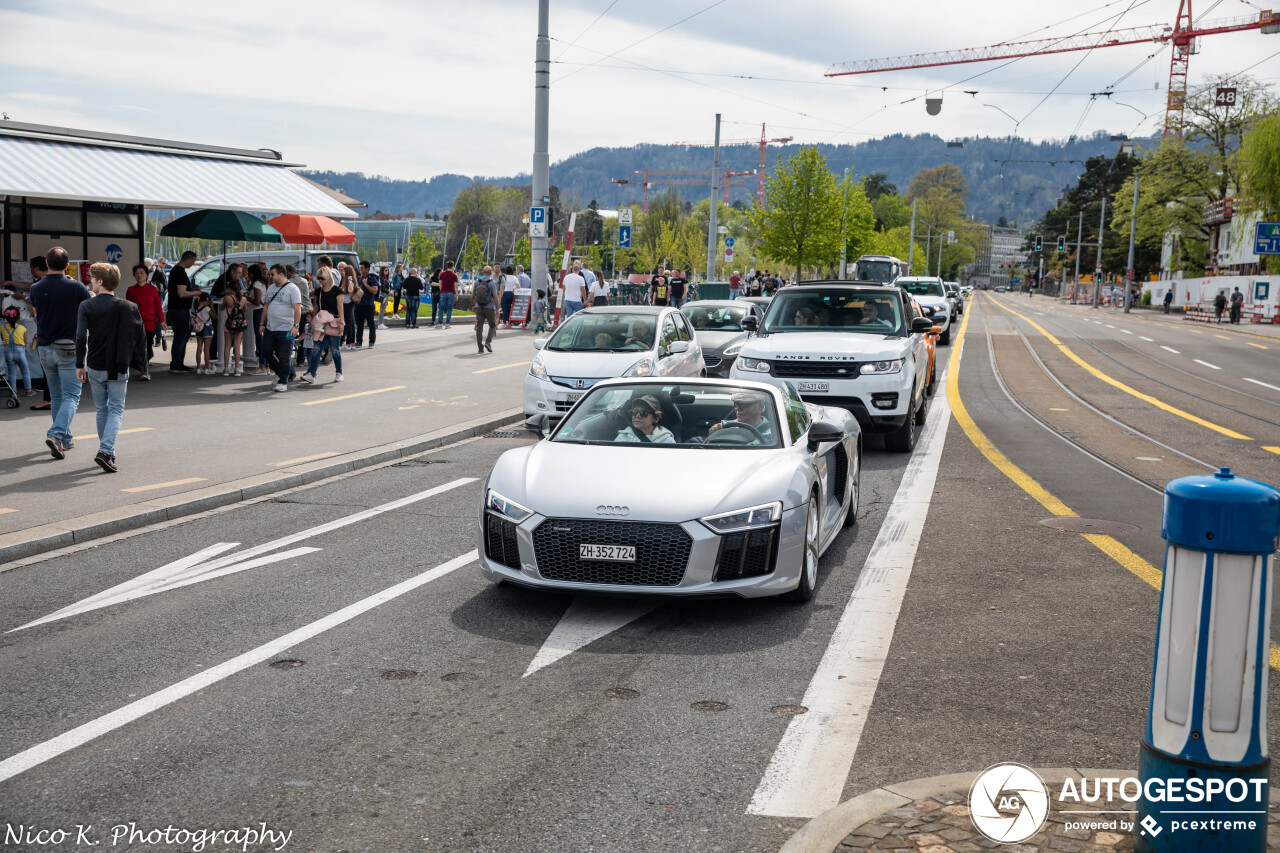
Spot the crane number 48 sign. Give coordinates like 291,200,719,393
1216,87,1238,107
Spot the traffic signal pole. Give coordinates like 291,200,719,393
1073,212,1083,303
1124,173,1139,314
1093,197,1106,308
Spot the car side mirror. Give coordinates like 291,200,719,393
533,337,547,350
911,317,934,334
667,340,689,355
740,316,759,332
807,422,843,450
525,413,553,439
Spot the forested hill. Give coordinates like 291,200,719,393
304,131,1148,226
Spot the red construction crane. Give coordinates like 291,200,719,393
613,169,757,212
824,2,1278,138
675,123,794,205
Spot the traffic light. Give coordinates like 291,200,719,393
1057,236,1066,251
1034,235,1043,252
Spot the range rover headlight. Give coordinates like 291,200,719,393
700,501,782,534
529,355,549,381
486,489,533,523
860,359,903,375
737,356,770,373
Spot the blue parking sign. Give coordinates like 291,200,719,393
617,226,631,248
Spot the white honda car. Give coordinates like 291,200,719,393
524,306,704,425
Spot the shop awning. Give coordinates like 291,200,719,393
0,135,356,219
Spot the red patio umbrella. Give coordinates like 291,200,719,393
265,214,356,245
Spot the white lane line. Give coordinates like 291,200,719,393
1193,359,1221,370
748,372,952,818
1244,378,1280,393
1160,346,1181,354
12,478,478,632
1120,329,1133,335
1140,336,1154,342
1106,324,1116,329
523,598,658,677
0,550,478,784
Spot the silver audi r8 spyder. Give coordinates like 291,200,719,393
479,377,861,602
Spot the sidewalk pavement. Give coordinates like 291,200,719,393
1042,298,1280,341
0,323,536,567
780,768,1280,852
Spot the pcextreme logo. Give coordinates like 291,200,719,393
968,764,1050,844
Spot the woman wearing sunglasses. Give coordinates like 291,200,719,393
613,394,675,444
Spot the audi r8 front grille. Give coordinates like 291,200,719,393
484,513,522,570
772,360,861,378
713,527,779,581
532,519,691,586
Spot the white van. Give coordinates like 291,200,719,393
190,249,360,289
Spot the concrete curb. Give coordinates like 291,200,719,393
779,765,1280,853
0,407,525,569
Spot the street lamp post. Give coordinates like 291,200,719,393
1124,173,1140,314
531,0,551,302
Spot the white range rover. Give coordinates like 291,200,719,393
894,276,953,345
729,282,933,452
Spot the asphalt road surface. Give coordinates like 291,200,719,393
1,292,1278,853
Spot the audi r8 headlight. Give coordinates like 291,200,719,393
529,356,549,381
700,501,782,534
486,489,533,523
737,356,770,373
623,357,654,377
860,359,902,375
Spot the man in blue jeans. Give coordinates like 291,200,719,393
30,246,91,459
355,261,378,347
76,262,145,473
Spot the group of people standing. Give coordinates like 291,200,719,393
1213,287,1246,324
728,269,783,299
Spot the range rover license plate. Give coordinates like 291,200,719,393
797,381,829,393
580,544,636,562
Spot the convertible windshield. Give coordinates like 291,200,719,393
681,304,749,332
546,313,656,352
760,290,904,335
553,383,782,448
897,279,946,297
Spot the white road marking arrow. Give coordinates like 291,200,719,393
523,597,658,677
12,477,477,633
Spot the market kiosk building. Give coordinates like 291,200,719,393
0,120,356,285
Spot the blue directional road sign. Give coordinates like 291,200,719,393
1254,222,1280,255
617,225,632,249
724,237,735,248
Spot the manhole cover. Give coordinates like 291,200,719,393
770,704,809,716
1039,517,1140,535
441,672,480,682
269,659,305,669
691,701,729,712
605,687,640,700
381,670,418,680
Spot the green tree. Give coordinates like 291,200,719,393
862,172,897,201
376,239,389,262
513,235,532,268
404,229,438,269
1239,111,1280,271
837,174,876,273
459,232,485,273
749,146,842,277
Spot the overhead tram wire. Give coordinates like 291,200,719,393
552,0,621,61
557,0,731,82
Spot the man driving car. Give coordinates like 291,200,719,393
707,390,774,441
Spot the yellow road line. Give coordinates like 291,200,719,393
1188,329,1204,334
1264,446,1280,456
987,297,1252,440
121,477,207,493
957,300,1280,671
271,452,339,467
299,386,405,406
1214,334,1231,340
73,427,153,442
473,361,529,374
1247,342,1270,349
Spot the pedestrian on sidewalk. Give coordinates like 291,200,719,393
428,267,442,326
588,273,609,307
244,264,266,372
31,247,91,459
649,266,669,306
499,265,517,327
125,263,164,377
339,262,358,348
402,267,424,328
18,256,52,411
261,264,301,392
438,262,458,328
473,266,498,354
376,265,392,329
729,270,741,300
222,282,248,375
303,265,344,384
391,262,404,323
668,269,688,308
531,290,548,333
561,262,586,318
516,265,531,291
2,306,34,397
76,262,146,473
1230,286,1244,324
192,293,215,374
166,251,200,372
1214,290,1227,324
355,261,378,347
1163,289,1173,314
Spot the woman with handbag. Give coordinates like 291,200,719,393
339,263,358,349
301,270,345,384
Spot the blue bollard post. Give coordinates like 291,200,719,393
1137,467,1280,851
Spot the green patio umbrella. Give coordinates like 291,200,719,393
159,209,284,277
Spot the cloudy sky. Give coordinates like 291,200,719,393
2,0,1277,181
